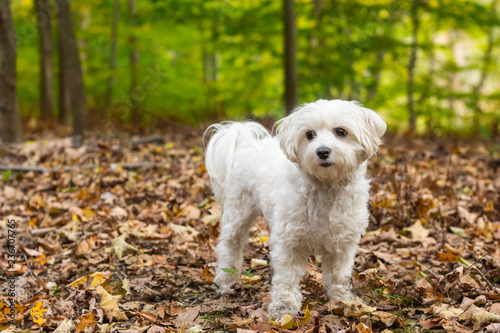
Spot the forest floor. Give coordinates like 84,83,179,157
1,127,500,333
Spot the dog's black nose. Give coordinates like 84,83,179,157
316,147,331,160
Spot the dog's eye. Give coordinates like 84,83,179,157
335,128,348,137
306,131,316,140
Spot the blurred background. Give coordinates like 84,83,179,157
1,0,499,143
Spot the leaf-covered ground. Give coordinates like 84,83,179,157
1,129,500,333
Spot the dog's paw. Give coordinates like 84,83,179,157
326,284,355,302
268,303,300,321
216,284,235,296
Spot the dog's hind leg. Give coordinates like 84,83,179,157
214,200,256,295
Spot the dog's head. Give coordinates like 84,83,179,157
275,100,386,183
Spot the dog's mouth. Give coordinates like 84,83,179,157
320,162,333,168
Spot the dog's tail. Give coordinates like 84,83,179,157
204,121,270,199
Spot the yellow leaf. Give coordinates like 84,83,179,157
269,307,311,329
270,314,296,329
241,274,262,284
72,213,79,222
94,285,128,321
82,207,94,219
90,272,109,288
259,235,269,243
29,217,38,227
484,201,495,213
68,275,88,288
30,301,47,326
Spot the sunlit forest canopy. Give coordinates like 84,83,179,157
11,0,500,135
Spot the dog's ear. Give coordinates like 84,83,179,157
354,104,387,160
274,112,301,163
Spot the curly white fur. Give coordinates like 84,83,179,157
204,99,386,319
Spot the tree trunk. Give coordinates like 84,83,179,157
128,0,140,130
57,27,70,124
366,49,385,101
307,0,324,83
407,0,419,134
35,0,55,122
56,0,89,136
283,0,298,114
0,0,23,143
104,0,119,117
471,0,497,130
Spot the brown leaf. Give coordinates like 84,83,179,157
136,311,157,323
371,311,397,326
458,305,500,330
173,308,200,328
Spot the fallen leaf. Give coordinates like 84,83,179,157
458,305,500,330
94,285,128,321
173,308,200,328
76,312,96,333
431,304,463,319
250,258,268,268
357,322,372,333
30,301,47,326
53,319,74,333
372,311,397,326
270,307,311,329
112,234,138,260
408,221,429,241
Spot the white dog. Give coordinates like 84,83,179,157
204,99,386,319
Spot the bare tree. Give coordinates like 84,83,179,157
0,0,23,143
128,0,140,130
35,0,55,122
56,0,89,136
104,0,120,116
57,25,70,124
407,0,419,134
284,0,298,115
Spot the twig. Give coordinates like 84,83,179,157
471,266,494,290
23,253,38,280
131,135,165,147
30,227,57,236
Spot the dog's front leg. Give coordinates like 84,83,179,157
268,242,308,319
321,241,357,302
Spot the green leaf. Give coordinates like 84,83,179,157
2,169,12,181
448,226,469,238
220,267,238,277
242,270,254,277
457,257,473,267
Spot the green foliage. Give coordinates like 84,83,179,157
220,267,238,277
10,0,500,133
2,169,12,181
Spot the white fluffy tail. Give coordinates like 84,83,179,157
204,121,270,200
